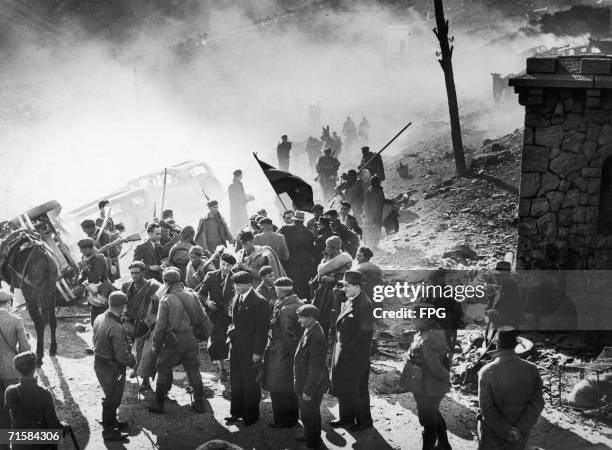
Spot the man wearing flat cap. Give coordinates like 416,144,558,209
330,270,374,432
199,252,236,380
478,327,543,450
4,351,68,440
226,271,270,426
0,291,31,436
77,237,114,326
279,210,315,298
92,291,136,441
311,235,353,338
253,217,290,262
228,169,254,236
195,199,233,255
263,277,304,428
149,268,208,414
294,304,329,449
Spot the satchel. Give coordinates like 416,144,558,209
177,291,213,342
399,360,424,393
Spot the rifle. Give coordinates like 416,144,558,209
84,233,142,261
357,122,412,173
96,205,112,245
65,425,81,450
201,188,210,202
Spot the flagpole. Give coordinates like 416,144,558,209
253,152,289,212
358,122,412,172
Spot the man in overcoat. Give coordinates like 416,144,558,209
279,210,315,298
133,223,163,282
263,278,303,428
330,270,374,432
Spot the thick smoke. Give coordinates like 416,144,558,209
0,1,589,224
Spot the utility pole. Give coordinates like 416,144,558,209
433,0,467,176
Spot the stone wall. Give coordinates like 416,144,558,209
510,56,612,270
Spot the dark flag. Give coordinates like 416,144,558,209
253,153,314,211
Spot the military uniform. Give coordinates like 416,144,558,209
263,293,303,427
92,309,135,432
330,289,374,428
81,252,114,324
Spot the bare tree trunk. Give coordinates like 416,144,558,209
433,0,467,176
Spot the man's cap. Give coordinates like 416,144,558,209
162,209,173,219
13,351,37,373
318,217,330,227
294,211,305,221
324,148,331,153
341,270,363,285
189,245,204,256
297,304,319,319
109,291,128,307
311,204,324,213
207,200,218,207
221,253,237,265
233,169,242,176
323,209,338,217
232,271,253,285
80,219,95,228
257,209,267,216
98,200,109,209
163,267,181,284
281,134,288,139
259,265,274,277
497,326,519,349
274,277,293,287
325,235,342,249
0,291,12,303
495,261,512,271
128,261,146,271
259,217,273,226
362,146,370,152
77,238,95,249
348,169,357,176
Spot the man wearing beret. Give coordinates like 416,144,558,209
330,270,374,432
199,253,236,381
228,169,254,236
92,292,136,441
195,200,233,254
4,351,68,442
133,223,164,282
478,327,543,450
311,236,353,338
279,210,315,299
294,304,329,449
77,237,114,326
263,277,303,428
149,268,208,414
0,292,31,440
253,218,290,263
226,271,270,426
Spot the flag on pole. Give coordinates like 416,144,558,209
253,153,314,211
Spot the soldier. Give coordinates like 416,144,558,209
228,169,254,236
235,231,287,288
92,292,135,441
324,209,359,258
306,204,324,235
339,201,362,238
121,261,161,392
343,170,364,224
167,226,196,282
255,266,278,310
253,218,290,262
277,135,292,171
478,327,544,450
311,236,353,338
360,146,385,181
81,218,120,282
315,149,340,200
331,131,343,158
342,116,357,154
362,175,385,248
133,223,164,282
200,253,236,381
185,245,217,290
226,271,270,426
149,268,208,414
294,304,329,449
330,270,374,432
4,351,68,439
263,278,304,429
279,210,314,299
0,291,31,441
159,209,180,250
77,237,114,326
195,200,234,253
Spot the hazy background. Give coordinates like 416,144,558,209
0,0,592,225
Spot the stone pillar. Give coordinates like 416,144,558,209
509,55,612,269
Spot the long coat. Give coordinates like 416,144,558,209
0,310,31,381
227,288,270,359
253,230,290,261
133,240,163,282
478,351,544,450
294,321,329,397
263,294,304,392
194,212,233,252
279,223,314,298
228,180,249,236
200,269,234,360
330,290,374,398
406,329,450,397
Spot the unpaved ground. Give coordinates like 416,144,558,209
19,310,612,450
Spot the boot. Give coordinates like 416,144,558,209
102,427,128,442
191,383,206,413
147,384,166,414
435,418,452,450
422,428,437,450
